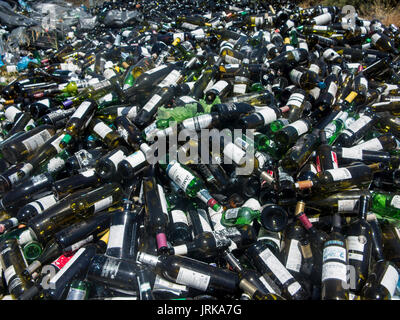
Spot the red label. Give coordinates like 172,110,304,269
51,254,74,271
316,156,321,173
331,151,338,169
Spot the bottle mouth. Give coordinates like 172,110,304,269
260,204,288,232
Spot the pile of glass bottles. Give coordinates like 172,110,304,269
0,0,399,300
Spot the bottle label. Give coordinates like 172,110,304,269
321,261,347,282
100,256,121,280
290,120,309,136
341,147,363,160
289,70,303,85
171,210,189,225
67,287,87,300
337,199,357,212
259,248,292,284
146,65,168,75
50,249,85,285
72,101,92,119
327,82,338,97
257,107,278,125
309,64,320,75
390,196,400,209
223,142,246,165
142,94,162,113
47,156,66,173
242,198,261,211
153,275,187,294
158,70,181,87
287,282,301,296
380,265,399,296
50,134,65,153
93,122,113,139
108,150,126,167
323,245,346,262
286,92,305,108
224,54,241,64
173,32,185,41
209,80,228,94
4,265,16,285
5,106,21,122
258,275,278,294
179,96,197,104
347,115,372,133
67,235,93,253
125,151,146,169
353,138,383,152
182,114,213,131
233,83,247,94
107,224,125,249
347,235,366,253
224,208,240,220
93,196,113,213
117,107,138,119
81,168,96,178
21,130,52,153
326,168,352,181
286,239,302,273
30,195,57,213
176,267,210,291
181,22,198,30
167,162,195,192
371,33,381,44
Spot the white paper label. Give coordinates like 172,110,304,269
380,265,399,296
176,267,211,291
341,147,363,160
81,168,96,178
291,120,309,136
107,225,125,249
145,65,167,75
348,252,364,261
167,161,195,192
258,107,278,125
182,114,213,131
93,122,113,139
390,195,400,209
338,199,357,212
125,151,146,169
93,195,113,213
72,101,92,119
108,150,126,167
158,70,181,88
117,107,137,119
171,210,189,225
353,138,383,152
223,142,246,165
4,266,16,284
289,70,303,85
259,248,292,284
287,282,301,295
348,115,372,133
209,80,228,94
322,261,347,282
142,94,162,113
233,83,247,94
326,168,352,181
347,236,366,253
259,275,278,294
224,208,240,220
286,240,302,273
287,92,305,107
22,130,52,153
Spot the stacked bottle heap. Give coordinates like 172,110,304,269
0,0,400,300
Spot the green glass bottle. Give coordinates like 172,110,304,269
221,207,261,227
162,160,221,211
371,192,400,219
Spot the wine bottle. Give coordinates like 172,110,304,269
244,241,309,300
321,213,349,300
137,251,240,295
345,195,373,294
361,261,399,300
